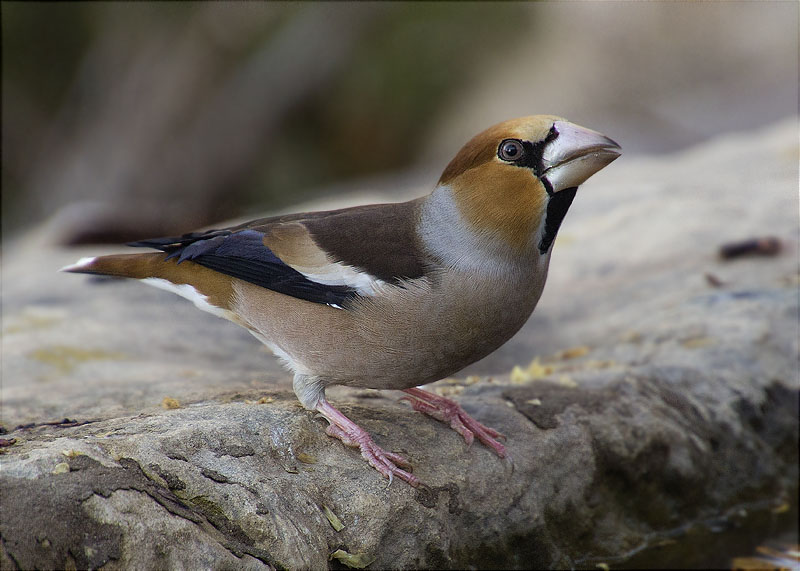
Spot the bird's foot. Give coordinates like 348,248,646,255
400,387,507,458
316,399,420,487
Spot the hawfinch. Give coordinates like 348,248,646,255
64,115,620,486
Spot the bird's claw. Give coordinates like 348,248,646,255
317,399,420,487
401,388,507,458
324,422,419,486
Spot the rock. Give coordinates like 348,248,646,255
1,120,797,568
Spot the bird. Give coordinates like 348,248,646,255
63,115,620,487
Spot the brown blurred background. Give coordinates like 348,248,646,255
2,2,797,245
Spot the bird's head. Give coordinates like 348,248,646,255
436,115,620,255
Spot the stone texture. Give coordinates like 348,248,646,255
1,120,797,569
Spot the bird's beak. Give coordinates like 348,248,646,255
541,121,621,193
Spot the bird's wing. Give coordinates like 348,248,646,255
127,199,430,307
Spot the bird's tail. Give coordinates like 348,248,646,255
61,253,166,279
61,253,237,314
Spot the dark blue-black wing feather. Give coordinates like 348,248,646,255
128,229,357,306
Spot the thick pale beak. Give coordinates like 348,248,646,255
541,121,621,193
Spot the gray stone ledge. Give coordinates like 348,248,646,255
1,120,797,569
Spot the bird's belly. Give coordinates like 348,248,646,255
324,272,545,388
232,270,546,390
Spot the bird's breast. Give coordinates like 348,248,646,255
336,264,548,388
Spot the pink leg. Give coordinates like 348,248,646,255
400,387,507,458
316,399,420,487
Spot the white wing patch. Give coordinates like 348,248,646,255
292,261,390,297
263,221,393,299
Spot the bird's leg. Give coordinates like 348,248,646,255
400,387,507,458
315,399,420,487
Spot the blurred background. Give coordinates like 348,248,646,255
2,1,797,245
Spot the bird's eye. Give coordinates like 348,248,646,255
498,139,524,162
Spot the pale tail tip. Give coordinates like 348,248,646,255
60,257,97,272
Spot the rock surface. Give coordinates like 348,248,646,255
1,120,798,569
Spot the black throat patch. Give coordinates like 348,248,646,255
538,187,577,254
